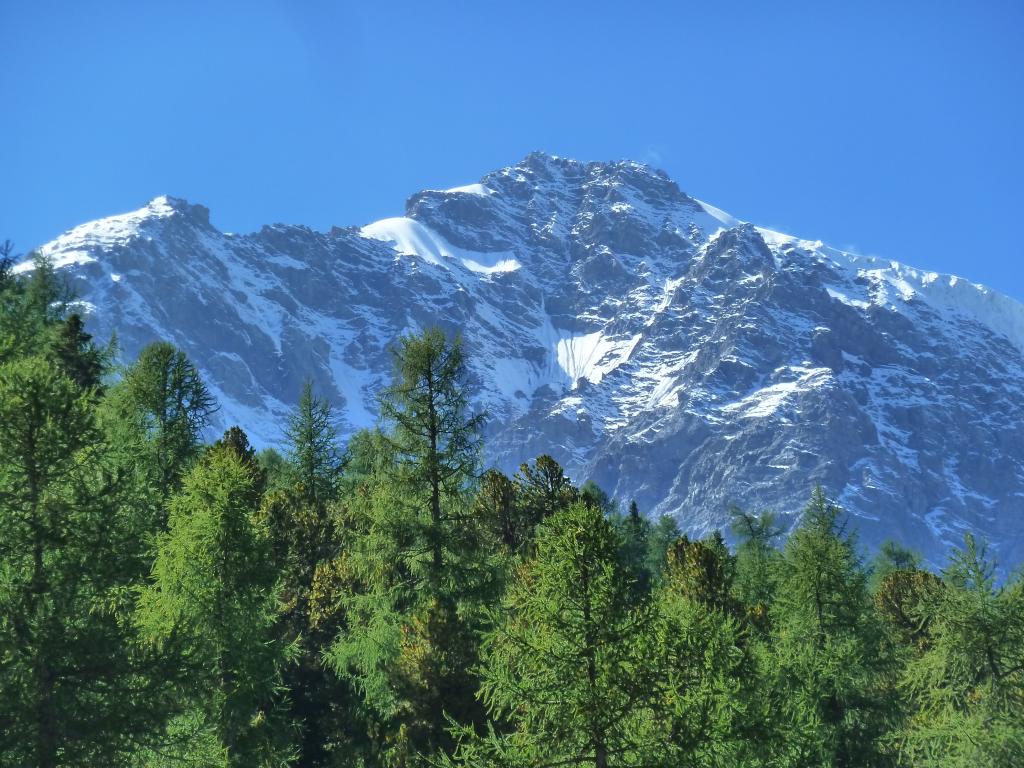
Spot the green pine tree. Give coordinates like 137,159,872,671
473,469,522,552
442,501,657,767
729,507,783,630
644,513,682,584
0,253,70,365
378,328,485,592
868,539,923,595
646,533,766,766
767,487,898,767
617,499,652,597
897,535,1024,766
0,356,174,766
49,312,107,392
511,454,577,534
136,442,296,766
105,341,217,501
579,479,617,516
330,328,491,765
285,380,341,506
260,389,357,767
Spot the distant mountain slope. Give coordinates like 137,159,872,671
22,152,1024,568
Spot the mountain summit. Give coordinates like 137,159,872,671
25,152,1024,567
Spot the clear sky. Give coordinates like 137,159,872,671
2,1,1022,299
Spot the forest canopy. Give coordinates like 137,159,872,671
1,255,1022,767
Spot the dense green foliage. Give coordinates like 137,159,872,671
1,257,1022,766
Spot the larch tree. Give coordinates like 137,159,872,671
0,254,69,366
136,442,296,767
767,488,898,768
0,357,173,766
618,499,652,597
443,501,657,768
897,535,1024,766
49,312,106,392
107,341,216,501
330,328,491,765
284,380,341,507
729,507,783,631
646,534,767,766
473,469,521,552
378,327,485,591
512,454,577,534
264,385,352,768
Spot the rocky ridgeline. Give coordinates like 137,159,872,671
26,152,1024,568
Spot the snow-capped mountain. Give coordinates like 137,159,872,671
22,152,1024,568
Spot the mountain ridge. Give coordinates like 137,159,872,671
19,152,1024,569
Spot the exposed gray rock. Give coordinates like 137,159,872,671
23,154,1024,570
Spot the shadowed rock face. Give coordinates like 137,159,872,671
25,153,1024,570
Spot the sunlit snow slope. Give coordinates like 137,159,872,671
23,153,1024,568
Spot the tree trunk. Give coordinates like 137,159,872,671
28,434,58,768
426,369,443,588
36,659,57,768
580,560,609,768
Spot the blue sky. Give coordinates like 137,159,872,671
2,1,1022,299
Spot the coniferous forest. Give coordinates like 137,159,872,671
2,254,1023,767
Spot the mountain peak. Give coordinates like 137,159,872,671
518,149,574,169
17,195,214,274
146,195,212,228
29,154,1024,570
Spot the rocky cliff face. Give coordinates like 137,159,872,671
23,152,1024,568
